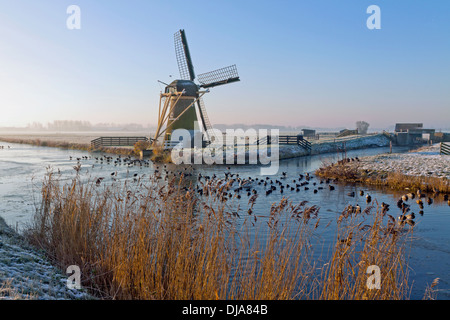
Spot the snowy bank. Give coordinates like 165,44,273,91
0,217,92,300
278,134,391,159
346,144,450,179
185,134,390,163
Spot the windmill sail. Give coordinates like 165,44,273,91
196,97,212,132
196,97,221,142
197,64,240,88
174,30,196,81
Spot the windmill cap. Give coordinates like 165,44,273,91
166,80,198,96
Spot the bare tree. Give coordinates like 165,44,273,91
356,121,370,134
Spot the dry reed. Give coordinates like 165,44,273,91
319,204,412,299
23,169,414,300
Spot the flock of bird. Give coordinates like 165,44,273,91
70,154,151,168
69,154,338,197
344,187,450,227
68,154,449,224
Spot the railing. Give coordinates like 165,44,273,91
256,135,311,153
441,142,450,155
91,136,149,149
164,140,182,149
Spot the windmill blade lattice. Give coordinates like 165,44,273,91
197,65,240,88
174,30,196,81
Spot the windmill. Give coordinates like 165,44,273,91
153,29,240,148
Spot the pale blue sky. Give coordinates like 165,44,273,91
0,0,449,129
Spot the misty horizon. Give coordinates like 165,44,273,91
1,119,449,133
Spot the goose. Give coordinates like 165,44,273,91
406,212,415,220
407,192,415,199
381,202,390,214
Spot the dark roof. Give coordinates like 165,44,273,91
165,80,198,97
395,123,423,132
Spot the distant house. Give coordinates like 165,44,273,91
301,129,316,138
337,129,358,137
394,123,435,145
394,123,423,133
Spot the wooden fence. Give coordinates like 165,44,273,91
91,136,149,149
256,135,311,153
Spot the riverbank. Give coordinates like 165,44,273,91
0,135,137,157
0,133,390,159
315,144,450,194
279,133,391,159
342,144,450,179
0,217,91,300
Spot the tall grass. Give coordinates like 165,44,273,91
148,143,172,163
24,170,413,300
320,204,411,299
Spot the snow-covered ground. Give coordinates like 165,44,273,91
0,217,92,300
278,134,391,159
176,134,391,162
347,144,450,179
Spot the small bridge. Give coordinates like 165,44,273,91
441,142,450,155
91,136,149,149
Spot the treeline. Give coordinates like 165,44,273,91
20,120,154,131
213,123,347,132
